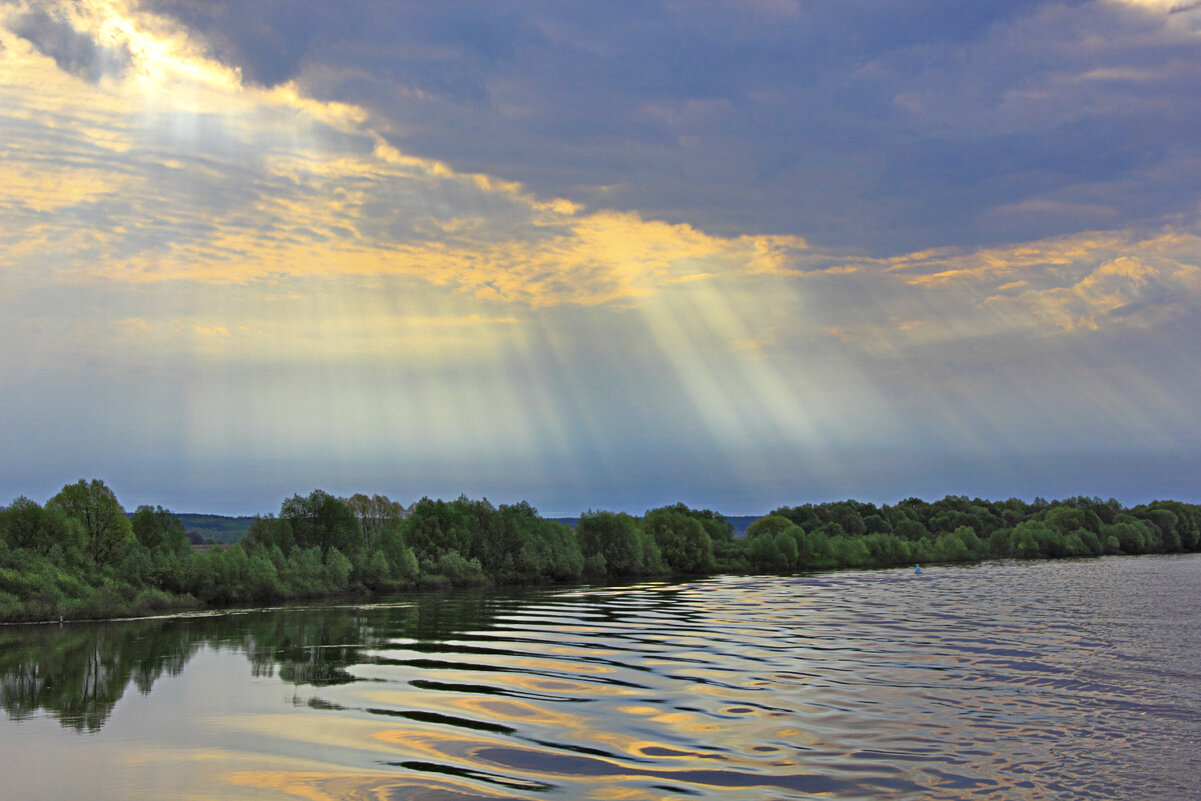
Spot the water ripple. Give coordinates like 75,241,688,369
252,556,1201,799
5,557,1199,800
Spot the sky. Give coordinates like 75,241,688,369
2,0,1200,516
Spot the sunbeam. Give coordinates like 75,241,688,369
2,0,1200,512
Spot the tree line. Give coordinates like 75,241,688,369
1,479,1199,622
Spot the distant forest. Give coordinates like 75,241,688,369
171,513,256,545
2,479,1198,622
174,514,758,546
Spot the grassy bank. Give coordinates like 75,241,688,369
2,481,1198,623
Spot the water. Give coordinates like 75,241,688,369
2,555,1199,800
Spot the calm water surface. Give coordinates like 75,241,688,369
2,555,1199,800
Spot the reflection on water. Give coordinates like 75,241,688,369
2,556,1200,800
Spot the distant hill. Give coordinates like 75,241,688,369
723,516,760,537
551,515,761,537
166,512,760,545
176,513,256,544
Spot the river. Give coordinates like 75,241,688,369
2,555,1199,800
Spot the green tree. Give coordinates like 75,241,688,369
861,533,910,565
0,496,44,551
525,517,584,581
47,479,133,564
771,505,821,530
576,511,645,577
823,502,867,536
1139,501,1198,551
893,518,929,542
932,526,979,562
117,542,154,586
401,497,475,563
830,536,871,566
1007,520,1064,558
1042,506,1086,536
862,514,893,535
748,529,799,571
745,515,796,541
243,515,295,554
0,496,85,558
245,551,282,601
812,521,847,539
641,507,713,574
987,527,1012,557
280,490,361,559
344,493,407,551
361,549,391,589
655,503,735,544
378,524,418,582
798,528,833,567
131,506,188,553
1135,507,1181,551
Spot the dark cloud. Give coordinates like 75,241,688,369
130,1,1201,255
11,7,131,82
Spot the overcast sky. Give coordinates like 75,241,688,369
2,0,1200,516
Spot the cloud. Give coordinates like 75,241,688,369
1110,0,1201,14
0,0,810,311
125,1,1201,256
4,0,1201,513
760,226,1201,361
10,5,132,83
984,255,1201,331
4,0,1196,351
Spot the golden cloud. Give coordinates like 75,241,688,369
5,0,1198,375
0,0,809,311
789,227,1201,355
984,254,1201,331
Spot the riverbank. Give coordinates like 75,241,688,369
0,547,1181,626
3,483,1197,624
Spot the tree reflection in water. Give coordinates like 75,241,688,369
0,588,514,731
